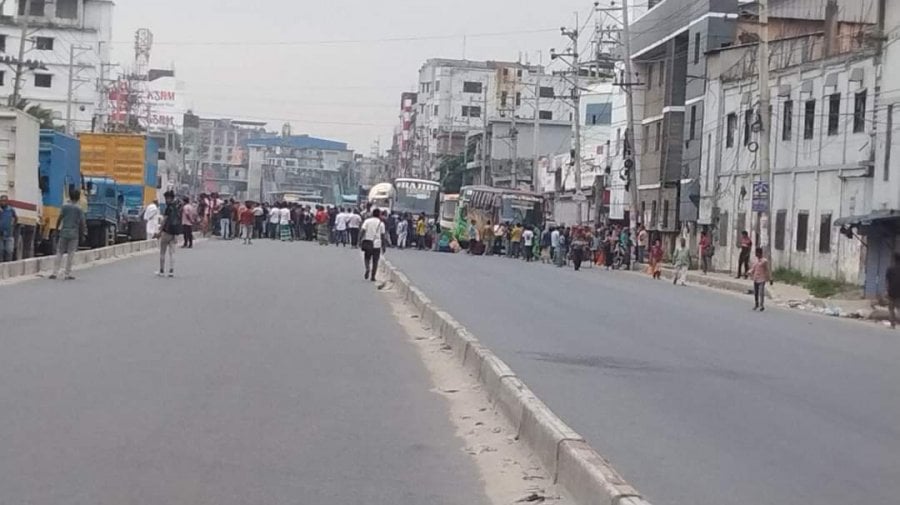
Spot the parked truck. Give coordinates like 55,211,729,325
0,108,41,260
83,176,121,248
79,133,160,242
38,130,82,254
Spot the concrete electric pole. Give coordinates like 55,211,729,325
11,0,32,108
756,0,772,251
66,45,93,134
620,0,642,232
553,14,585,224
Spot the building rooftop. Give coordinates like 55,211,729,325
246,134,348,152
420,58,545,73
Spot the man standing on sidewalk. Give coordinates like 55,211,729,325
749,247,773,311
49,190,86,280
699,230,713,274
158,190,182,277
0,195,17,262
737,231,753,279
673,238,692,286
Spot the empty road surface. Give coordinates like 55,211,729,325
0,241,487,505
389,249,900,505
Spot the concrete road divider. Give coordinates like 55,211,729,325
0,240,159,282
382,259,654,505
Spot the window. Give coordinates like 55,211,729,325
643,124,650,153
462,81,482,94
615,128,621,155
539,110,553,120
461,105,481,118
854,89,867,133
539,86,555,98
744,109,753,146
804,100,815,140
782,100,793,141
796,211,809,251
694,32,701,64
34,73,52,88
641,201,646,223
0,35,6,53
775,210,787,250
647,64,653,90
500,91,508,108
662,199,669,228
434,80,440,92
819,213,832,253
515,92,521,107
655,121,662,151
19,0,44,16
433,105,438,115
718,211,729,246
659,60,665,86
737,212,746,246
586,103,612,125
517,69,523,78
827,93,840,136
689,105,697,140
0,71,5,86
726,113,737,147
651,200,658,227
57,0,77,18
35,37,54,50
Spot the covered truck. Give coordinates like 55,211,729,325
0,108,41,260
38,130,82,254
79,133,159,241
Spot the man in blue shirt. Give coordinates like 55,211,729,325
0,195,17,262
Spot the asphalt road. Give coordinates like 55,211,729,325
0,240,487,505
388,249,900,505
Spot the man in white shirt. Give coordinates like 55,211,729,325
522,226,535,262
143,200,160,239
347,209,362,248
550,227,560,263
334,208,349,247
360,209,386,282
279,205,292,241
268,203,281,239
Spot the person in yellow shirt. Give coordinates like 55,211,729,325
481,220,495,256
510,223,523,258
415,214,427,250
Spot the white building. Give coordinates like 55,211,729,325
0,0,113,132
416,59,574,179
701,31,876,284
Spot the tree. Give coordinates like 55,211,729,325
12,99,59,129
438,154,465,194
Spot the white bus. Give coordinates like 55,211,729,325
393,178,441,218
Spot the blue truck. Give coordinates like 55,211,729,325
37,130,83,254
84,176,122,248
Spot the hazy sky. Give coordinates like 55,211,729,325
112,0,596,153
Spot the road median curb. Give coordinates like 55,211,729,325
0,240,159,282
382,259,653,505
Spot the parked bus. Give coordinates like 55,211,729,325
393,178,441,219
455,185,544,243
367,183,394,214
439,193,459,232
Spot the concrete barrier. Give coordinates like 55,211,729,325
0,240,160,282
381,259,652,505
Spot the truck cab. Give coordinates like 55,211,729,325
84,176,122,248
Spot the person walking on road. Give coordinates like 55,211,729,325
218,201,233,240
239,202,255,245
737,231,753,279
348,208,362,248
181,196,197,248
886,253,900,328
158,190,182,278
0,195,17,262
540,226,552,263
510,223,523,259
361,208,386,282
699,230,713,275
415,214,427,250
571,229,586,271
334,207,349,247
749,247,773,311
279,204,292,242
555,228,568,267
522,226,535,262
268,203,280,239
673,238,691,286
48,190,86,280
648,239,664,279
467,219,480,255
397,215,408,249
482,220,495,256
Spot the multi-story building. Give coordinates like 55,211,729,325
415,59,574,181
0,0,113,132
246,133,354,205
700,19,877,284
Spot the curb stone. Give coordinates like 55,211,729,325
381,259,652,505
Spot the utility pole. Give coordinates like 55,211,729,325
66,45,93,134
480,82,488,185
11,0,32,108
532,75,541,193
511,74,519,189
620,0,641,232
757,0,772,251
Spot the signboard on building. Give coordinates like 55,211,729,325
752,180,769,212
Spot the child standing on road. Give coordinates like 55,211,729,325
749,247,773,311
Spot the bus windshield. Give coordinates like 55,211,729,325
441,199,458,223
500,196,542,227
394,180,440,216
